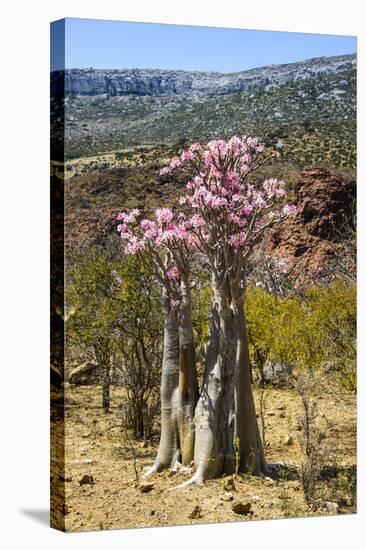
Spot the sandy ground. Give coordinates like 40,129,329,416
54,381,356,532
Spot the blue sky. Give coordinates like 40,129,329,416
51,18,356,73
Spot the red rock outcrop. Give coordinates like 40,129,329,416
265,168,356,285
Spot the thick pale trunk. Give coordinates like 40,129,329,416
145,298,180,475
145,283,198,477
190,276,266,483
233,292,267,474
192,276,237,480
177,279,199,464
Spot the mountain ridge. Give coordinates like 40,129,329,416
52,53,356,98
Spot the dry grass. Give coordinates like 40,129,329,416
56,381,356,532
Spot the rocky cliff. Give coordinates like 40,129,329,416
266,168,356,285
52,53,356,97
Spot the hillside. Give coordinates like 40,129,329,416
50,53,356,169
56,52,357,283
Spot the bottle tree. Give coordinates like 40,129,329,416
118,136,296,485
117,207,199,474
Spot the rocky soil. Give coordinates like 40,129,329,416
51,381,356,532
50,54,356,164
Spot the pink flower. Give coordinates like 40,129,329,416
159,158,181,176
166,266,180,280
153,136,289,261
124,236,145,255
263,178,286,199
159,166,171,176
116,209,140,224
229,231,247,248
253,192,268,209
140,219,154,230
282,204,297,216
169,158,181,170
181,150,194,161
207,196,228,209
170,299,180,308
188,214,205,228
240,205,254,217
140,219,158,240
117,223,128,234
155,208,174,224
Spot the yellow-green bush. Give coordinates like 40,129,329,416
245,281,356,391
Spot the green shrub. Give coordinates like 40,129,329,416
245,281,356,391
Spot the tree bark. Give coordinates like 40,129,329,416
233,290,267,474
188,275,266,483
192,275,237,481
144,296,180,476
145,282,198,477
176,278,199,464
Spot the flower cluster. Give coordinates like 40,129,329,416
117,207,192,254
119,137,297,281
157,136,296,255
116,207,194,309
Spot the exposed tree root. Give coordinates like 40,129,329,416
142,461,165,479
168,464,207,490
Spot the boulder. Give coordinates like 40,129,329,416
232,501,252,515
79,474,94,486
262,362,292,386
139,483,154,493
69,362,100,385
188,505,202,519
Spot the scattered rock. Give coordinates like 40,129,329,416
79,474,94,486
324,501,339,514
232,501,252,515
221,477,236,491
139,441,148,448
188,505,201,519
177,465,193,476
69,362,101,385
338,497,352,507
70,458,94,465
222,492,234,501
139,482,154,493
59,474,73,482
262,362,292,386
284,435,294,446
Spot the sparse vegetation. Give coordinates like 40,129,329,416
52,52,356,532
